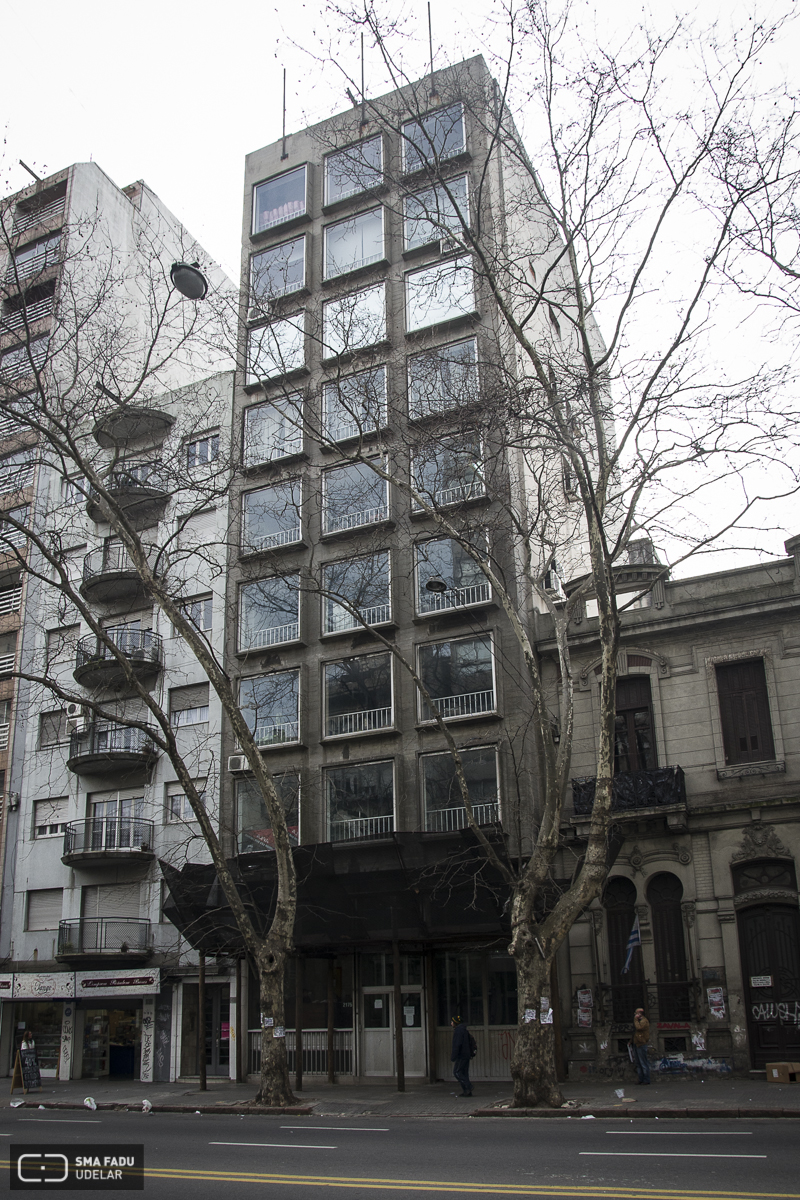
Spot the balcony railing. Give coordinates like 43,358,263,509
6,248,60,283
325,602,391,633
0,462,35,491
0,297,53,334
244,434,303,466
0,723,9,751
0,525,26,550
426,689,495,720
69,721,159,763
325,414,383,443
426,801,499,832
572,766,686,816
0,416,25,440
0,652,15,675
75,629,162,675
248,1028,353,1076
327,706,392,736
330,813,394,841
244,621,299,649
0,341,47,381
82,543,136,580
63,817,155,857
57,917,151,959
245,526,302,553
418,581,490,614
254,720,299,746
0,587,22,614
13,197,65,234
324,504,388,534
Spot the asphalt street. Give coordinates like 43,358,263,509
1,1110,797,1198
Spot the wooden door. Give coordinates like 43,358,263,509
737,904,800,1066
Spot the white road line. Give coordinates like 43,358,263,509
605,1131,752,1136
580,1152,766,1159
280,1126,389,1132
17,1118,103,1124
209,1141,336,1150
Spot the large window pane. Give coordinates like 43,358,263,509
241,481,302,552
408,338,478,418
239,575,300,649
323,461,388,533
324,208,384,279
412,435,484,509
323,366,386,442
416,535,490,613
435,951,484,1026
404,176,469,250
487,955,518,1026
239,670,300,745
247,317,305,384
325,136,383,204
252,166,307,234
418,635,495,720
326,760,394,841
250,236,306,305
422,747,499,831
322,283,386,357
243,396,303,465
323,552,391,633
406,259,474,332
403,104,465,173
237,772,300,852
324,651,392,736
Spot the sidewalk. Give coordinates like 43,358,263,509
7,1074,800,1118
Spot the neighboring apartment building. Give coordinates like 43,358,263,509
0,163,236,1082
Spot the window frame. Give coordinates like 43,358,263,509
33,796,69,840
322,282,387,359
322,550,392,635
243,394,304,466
39,709,69,749
323,206,385,281
322,365,387,444
186,432,220,470
414,533,491,615
323,649,394,739
411,434,486,510
239,668,301,748
402,103,466,173
236,771,300,852
405,258,475,334
238,573,301,651
166,781,206,824
407,336,478,420
251,165,308,236
324,136,384,206
710,653,781,773
249,233,307,306
246,315,306,385
322,458,389,535
240,479,303,554
403,175,470,251
420,746,500,832
325,758,396,842
417,633,497,723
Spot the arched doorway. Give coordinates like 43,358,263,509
603,876,644,1021
646,873,690,1021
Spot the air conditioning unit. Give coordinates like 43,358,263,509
228,754,247,773
64,702,87,731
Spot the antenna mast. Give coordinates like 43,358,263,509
361,33,367,128
427,3,438,101
281,68,288,160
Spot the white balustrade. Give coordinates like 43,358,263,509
327,706,391,736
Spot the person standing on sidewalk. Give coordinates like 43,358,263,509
450,1015,473,1097
632,1007,651,1084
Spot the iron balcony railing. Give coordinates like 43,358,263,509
327,706,392,737
107,461,166,490
63,816,155,857
425,689,495,720
69,721,159,761
242,621,299,649
0,524,27,549
244,433,303,466
254,720,299,746
572,766,686,816
330,813,394,841
0,460,35,491
82,544,137,581
245,526,302,553
418,581,490,614
0,340,48,381
0,587,22,614
325,412,384,443
13,197,65,234
325,602,391,633
248,1028,353,1076
0,416,25,440
75,629,162,672
0,297,53,334
426,801,499,832
324,504,388,534
57,917,151,957
6,245,60,283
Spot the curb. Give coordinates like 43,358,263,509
9,1102,313,1115
471,1106,800,1119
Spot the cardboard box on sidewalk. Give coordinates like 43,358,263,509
765,1062,800,1083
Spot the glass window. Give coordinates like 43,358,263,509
252,166,307,234
181,595,213,633
323,551,391,633
422,747,499,831
323,366,386,442
403,104,465,172
0,336,48,382
241,481,302,552
34,797,68,839
243,395,303,466
326,759,394,841
325,136,383,204
239,574,300,649
39,710,68,748
166,782,205,823
247,316,305,384
406,258,474,332
323,461,388,533
404,176,469,250
416,534,490,614
418,635,495,720
169,683,210,728
250,235,306,305
0,449,36,492
324,651,392,737
412,435,485,509
237,771,300,852
614,676,657,773
11,233,61,279
187,434,219,469
239,670,300,746
324,208,384,279
435,951,484,1026
408,338,478,418
322,283,386,357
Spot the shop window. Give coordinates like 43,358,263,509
26,888,63,930
404,176,469,250
716,658,776,765
247,316,305,384
239,574,300,649
602,876,644,1021
34,796,68,838
422,747,498,832
402,103,465,172
407,337,478,418
412,434,485,509
252,165,307,234
405,258,475,332
324,651,392,737
418,635,495,721
250,235,306,304
243,395,303,465
322,551,391,634
324,208,384,279
169,683,210,728
39,709,68,748
237,771,300,852
322,283,386,357
614,676,656,772
322,460,388,533
323,366,386,443
239,670,300,746
325,136,383,204
647,872,690,1021
415,534,490,614
241,480,302,552
326,759,394,841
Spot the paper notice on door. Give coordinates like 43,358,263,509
523,1008,537,1023
541,1009,554,1025
404,1006,415,1024
374,998,383,1008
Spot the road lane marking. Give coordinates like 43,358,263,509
17,1118,103,1124
281,1126,390,1132
581,1152,766,1159
606,1132,753,1136
209,1141,336,1149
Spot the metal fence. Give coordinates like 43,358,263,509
330,814,394,842
57,918,151,956
248,1029,354,1076
63,817,154,856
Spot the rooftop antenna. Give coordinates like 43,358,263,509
427,3,439,102
19,160,42,183
360,32,367,129
281,68,288,161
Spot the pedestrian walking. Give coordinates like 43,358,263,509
450,1015,474,1097
632,1007,651,1084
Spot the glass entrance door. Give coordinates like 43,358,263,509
205,986,230,1076
361,987,425,1076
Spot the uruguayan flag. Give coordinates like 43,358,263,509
621,914,641,974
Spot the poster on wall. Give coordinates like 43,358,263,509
74,969,160,999
577,1008,592,1028
707,986,726,1019
577,988,593,1009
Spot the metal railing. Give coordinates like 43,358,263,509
248,1028,353,1076
245,526,302,553
244,434,303,466
0,652,15,675
63,817,155,856
243,621,299,649
572,766,687,816
0,723,8,750
325,602,391,633
0,461,35,491
69,721,159,761
426,689,495,719
330,813,394,841
418,581,490,614
82,544,137,581
0,416,25,440
327,706,392,736
434,480,485,506
1,297,53,334
254,720,299,746
13,197,65,234
325,413,383,443
325,250,383,280
75,629,162,672
108,461,166,490
0,341,48,381
6,247,60,283
426,801,499,832
0,525,27,549
0,587,22,614
57,917,151,957
324,504,388,533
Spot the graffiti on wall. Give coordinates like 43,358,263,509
751,1000,800,1025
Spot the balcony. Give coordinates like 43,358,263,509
327,706,392,737
425,689,495,720
93,406,175,449
0,586,21,614
62,816,155,866
243,621,299,650
74,629,162,688
67,722,160,776
426,801,499,832
330,813,394,841
86,461,169,522
572,766,686,817
324,503,388,534
418,581,490,615
326,602,392,634
0,651,15,675
13,196,65,235
56,917,152,963
80,545,148,604
0,297,53,336
254,720,299,747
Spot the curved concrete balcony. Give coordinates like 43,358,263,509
67,721,160,776
73,629,162,688
86,461,169,522
62,817,155,867
80,544,148,604
56,917,152,964
93,405,175,449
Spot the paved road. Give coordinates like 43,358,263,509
1,1110,797,1197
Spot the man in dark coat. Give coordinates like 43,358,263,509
450,1015,472,1097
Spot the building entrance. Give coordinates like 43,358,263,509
362,987,425,1076
180,982,230,1077
81,1003,142,1078
737,902,800,1067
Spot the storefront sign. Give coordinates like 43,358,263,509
13,974,74,1000
0,973,13,996
74,970,160,999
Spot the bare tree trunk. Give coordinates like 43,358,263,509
255,943,296,1106
198,954,207,1092
295,957,304,1093
511,947,563,1108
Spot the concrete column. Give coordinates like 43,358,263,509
140,996,155,1083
